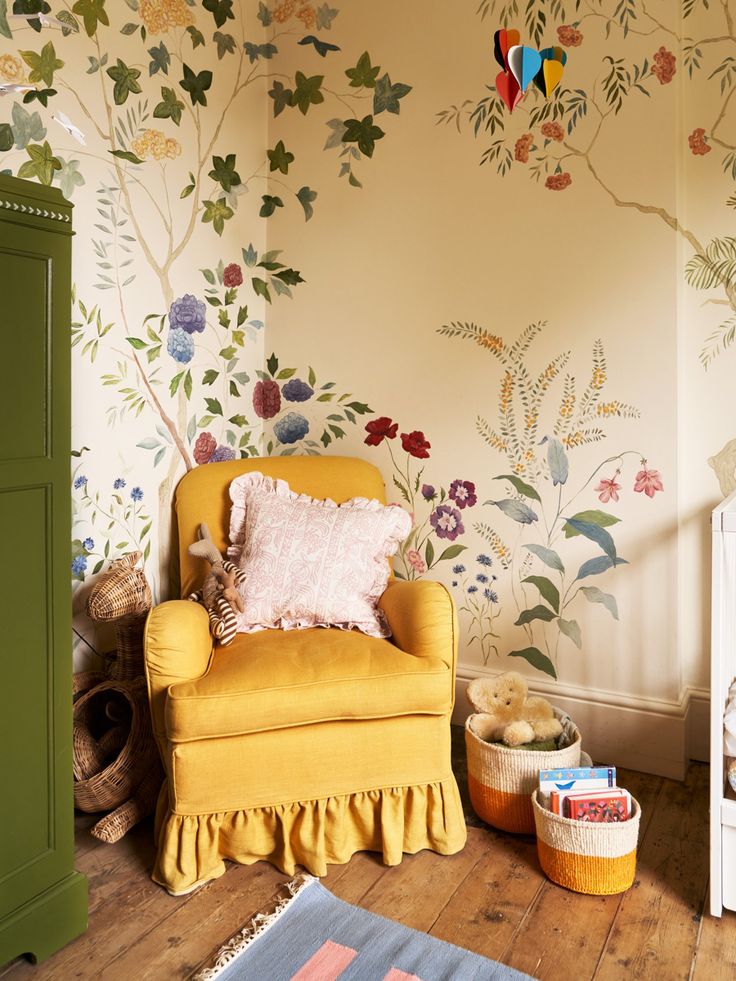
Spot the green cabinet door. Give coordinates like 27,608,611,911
0,176,87,966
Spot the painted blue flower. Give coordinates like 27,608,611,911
484,588,499,604
467,585,478,594
210,445,236,462
476,573,489,584
451,580,458,587
83,538,94,552
282,378,314,402
74,475,87,489
71,555,87,576
274,412,309,445
169,293,206,334
113,477,126,489
452,564,466,575
477,554,493,566
131,487,144,502
167,327,194,364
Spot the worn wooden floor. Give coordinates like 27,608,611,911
2,762,734,980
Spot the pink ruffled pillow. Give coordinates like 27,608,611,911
228,472,411,638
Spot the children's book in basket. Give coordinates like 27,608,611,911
539,765,634,822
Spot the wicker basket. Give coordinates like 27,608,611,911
532,789,640,894
465,709,582,834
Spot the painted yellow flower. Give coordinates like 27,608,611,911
596,401,621,417
273,0,297,22
591,367,606,389
140,0,194,34
478,331,504,353
296,4,316,28
500,371,514,411
0,54,24,82
131,129,180,161
558,395,575,419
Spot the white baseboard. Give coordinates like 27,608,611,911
453,666,710,780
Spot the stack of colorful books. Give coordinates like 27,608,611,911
538,765,632,823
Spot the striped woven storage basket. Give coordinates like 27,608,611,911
464,710,582,834
532,789,641,895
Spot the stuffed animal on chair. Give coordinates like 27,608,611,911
188,523,246,645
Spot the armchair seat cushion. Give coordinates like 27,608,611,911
165,626,451,742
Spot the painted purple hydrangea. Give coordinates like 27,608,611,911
167,327,194,364
71,555,87,576
210,445,236,462
169,294,206,334
274,412,309,445
282,378,314,403
430,504,464,541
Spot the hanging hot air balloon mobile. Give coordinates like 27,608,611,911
494,29,568,112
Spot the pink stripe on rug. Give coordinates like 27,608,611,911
382,970,424,981
291,940,358,980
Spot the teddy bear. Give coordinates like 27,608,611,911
187,523,246,646
466,670,562,747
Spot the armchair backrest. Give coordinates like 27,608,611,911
174,455,387,598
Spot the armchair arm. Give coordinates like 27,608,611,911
379,579,458,675
144,600,213,751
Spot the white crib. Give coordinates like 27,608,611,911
710,489,736,916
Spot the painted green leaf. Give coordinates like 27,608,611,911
579,586,619,620
242,243,257,267
19,41,63,87
56,10,79,35
17,140,61,185
269,80,292,117
373,73,412,114
324,117,347,148
257,1,271,26
545,436,569,486
153,86,184,125
425,538,435,569
508,647,557,679
203,0,234,28
267,140,294,175
244,40,277,62
259,194,283,217
148,41,170,76
565,518,617,562
437,543,467,563
180,64,212,106
576,555,628,581
125,336,146,350
316,2,338,29
493,473,541,502
214,31,236,59
205,397,223,416
169,370,184,395
514,605,556,626
346,50,380,88
487,498,538,524
291,71,324,114
209,153,240,191
522,575,560,613
229,414,248,427
274,268,304,286
55,156,84,198
202,369,218,385
342,115,385,157
252,277,271,303
558,618,582,648
11,101,45,148
0,2,10,39
0,124,13,152
106,59,142,105
186,25,205,48
524,543,565,573
72,0,109,37
296,185,317,221
266,353,278,375
202,197,233,235
110,149,143,165
22,87,56,108
219,345,237,360
563,509,621,538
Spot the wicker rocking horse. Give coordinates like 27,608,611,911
73,552,163,843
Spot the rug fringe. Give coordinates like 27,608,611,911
191,874,318,980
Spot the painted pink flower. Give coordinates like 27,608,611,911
223,263,243,287
545,172,572,191
449,479,477,509
252,379,281,419
430,504,464,540
557,25,583,47
634,466,664,498
407,549,426,574
688,128,711,156
193,431,216,465
595,475,621,503
652,47,676,85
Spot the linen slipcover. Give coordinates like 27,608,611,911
144,455,467,895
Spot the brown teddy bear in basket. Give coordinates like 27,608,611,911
466,671,562,747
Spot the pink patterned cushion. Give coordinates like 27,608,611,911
228,472,411,638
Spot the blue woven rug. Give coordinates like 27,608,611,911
194,876,533,981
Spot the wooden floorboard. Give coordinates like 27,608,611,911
2,762,727,981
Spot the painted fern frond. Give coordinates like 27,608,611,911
685,237,736,291
700,316,736,368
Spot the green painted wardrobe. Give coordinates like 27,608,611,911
0,175,87,965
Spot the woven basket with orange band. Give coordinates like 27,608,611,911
531,789,640,894
464,710,582,834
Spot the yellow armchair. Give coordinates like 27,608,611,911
144,456,467,895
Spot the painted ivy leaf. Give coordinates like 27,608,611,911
253,277,271,303
345,50,380,88
296,185,317,221
148,41,170,76
110,149,144,165
298,35,340,57
209,153,240,191
515,605,556,626
153,85,184,125
17,140,61,185
271,278,292,298
524,543,564,573
202,197,233,235
257,1,271,26
186,25,205,48
71,0,109,37
576,555,628,581
373,73,412,114
558,618,582,649
543,435,569,486
203,0,234,28
269,80,292,117
315,2,338,29
0,2,10,39
0,124,13,152
565,518,617,562
259,194,283,217
180,64,212,106
486,498,538,524
56,10,80,35
242,243,257,267
19,41,63,87
106,59,142,106
213,31,236,59
243,40,277,62
267,352,279,375
274,268,304,286
508,647,557,679
342,115,385,157
86,53,107,74
11,101,45,148
291,71,324,114
267,140,294,175
22,87,56,107
493,473,541,502
522,575,560,613
324,117,347,149
579,586,619,620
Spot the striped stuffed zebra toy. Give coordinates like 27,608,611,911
187,523,246,646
